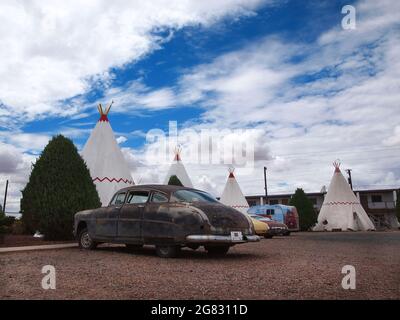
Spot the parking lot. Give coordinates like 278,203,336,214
1,232,399,299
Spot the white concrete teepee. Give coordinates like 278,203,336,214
82,102,134,206
163,147,193,187
313,161,375,231
220,168,249,214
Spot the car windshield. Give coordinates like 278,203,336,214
173,190,218,203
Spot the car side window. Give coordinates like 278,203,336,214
127,191,149,204
110,192,126,206
150,192,169,203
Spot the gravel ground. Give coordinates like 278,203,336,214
1,231,399,300
0,235,75,248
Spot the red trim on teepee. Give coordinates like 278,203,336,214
99,114,109,122
174,153,181,161
173,146,182,161
97,101,113,123
93,177,133,184
228,167,235,178
323,201,360,206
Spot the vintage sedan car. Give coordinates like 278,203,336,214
74,185,260,258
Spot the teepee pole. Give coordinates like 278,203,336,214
105,100,114,115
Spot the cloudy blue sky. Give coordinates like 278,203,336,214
0,0,399,212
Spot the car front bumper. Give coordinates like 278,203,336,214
186,234,260,244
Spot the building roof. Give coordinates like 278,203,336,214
246,188,399,199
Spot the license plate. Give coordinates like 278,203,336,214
231,231,243,241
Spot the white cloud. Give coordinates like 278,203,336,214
1,0,399,212
0,132,51,153
383,126,400,147
116,0,400,196
0,142,36,213
0,143,24,174
0,0,268,125
116,136,127,144
105,81,178,112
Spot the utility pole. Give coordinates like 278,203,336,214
346,169,353,190
264,167,268,205
3,180,9,215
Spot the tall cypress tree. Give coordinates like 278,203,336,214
21,135,100,240
168,175,183,186
289,188,317,231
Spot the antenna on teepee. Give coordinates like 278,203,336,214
97,103,103,115
333,159,341,172
105,100,114,115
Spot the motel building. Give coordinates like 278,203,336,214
246,188,400,230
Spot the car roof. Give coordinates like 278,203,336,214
117,184,199,194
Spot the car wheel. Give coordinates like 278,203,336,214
264,234,273,239
125,244,143,251
205,246,230,256
155,245,181,258
285,231,291,236
78,228,97,250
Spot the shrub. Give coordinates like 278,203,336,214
168,175,183,186
1,216,15,227
289,188,317,231
20,135,101,240
0,225,7,235
11,220,25,235
0,225,7,244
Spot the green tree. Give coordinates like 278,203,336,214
289,188,317,231
168,175,183,186
21,135,100,240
